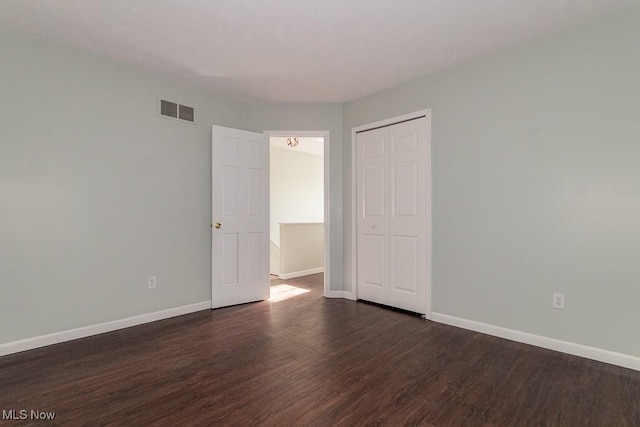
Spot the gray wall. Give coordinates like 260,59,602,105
248,103,344,291
0,31,345,345
343,6,640,356
0,32,252,343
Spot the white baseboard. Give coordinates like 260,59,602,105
431,312,640,372
343,291,356,301
279,267,324,280
324,290,355,300
325,290,347,298
324,291,355,301
0,301,211,357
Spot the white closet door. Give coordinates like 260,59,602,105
357,127,389,305
356,116,429,314
387,119,427,313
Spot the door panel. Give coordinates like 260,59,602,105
391,235,418,293
246,232,262,282
222,233,239,286
247,168,262,217
212,125,269,308
223,136,240,157
223,166,239,217
357,127,389,306
391,129,419,154
392,161,418,217
364,166,385,217
388,118,427,312
360,233,387,304
364,137,386,159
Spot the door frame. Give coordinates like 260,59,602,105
264,130,331,298
350,109,432,318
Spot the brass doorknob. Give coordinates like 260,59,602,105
214,222,222,229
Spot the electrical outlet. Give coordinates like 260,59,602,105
148,276,157,289
553,293,564,309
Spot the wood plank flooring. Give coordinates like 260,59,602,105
1,273,639,426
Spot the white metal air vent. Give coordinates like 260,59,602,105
159,99,195,123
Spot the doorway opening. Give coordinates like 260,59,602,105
266,131,330,298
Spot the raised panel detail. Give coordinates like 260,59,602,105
223,137,240,158
223,166,238,217
363,234,385,287
393,161,418,217
246,232,262,281
392,131,418,153
247,140,263,159
364,138,385,159
364,166,385,217
247,168,262,217
223,233,239,285
392,236,418,293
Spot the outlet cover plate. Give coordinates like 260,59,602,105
553,293,564,309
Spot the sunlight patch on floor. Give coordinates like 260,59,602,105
269,284,310,302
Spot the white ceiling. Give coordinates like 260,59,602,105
0,0,636,103
270,137,324,157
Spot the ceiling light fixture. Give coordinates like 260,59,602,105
287,137,299,147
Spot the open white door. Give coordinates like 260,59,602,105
212,125,269,308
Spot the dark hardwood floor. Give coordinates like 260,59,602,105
1,273,639,426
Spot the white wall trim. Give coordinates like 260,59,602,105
264,130,331,297
325,291,356,300
279,267,324,280
432,312,640,372
0,301,211,357
350,109,432,315
325,290,348,298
